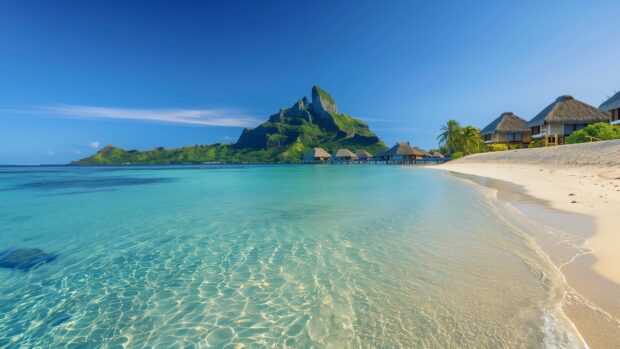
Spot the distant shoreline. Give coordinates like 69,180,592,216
1,161,447,167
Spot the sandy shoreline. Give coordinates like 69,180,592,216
429,140,620,348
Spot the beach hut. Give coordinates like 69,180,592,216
415,147,435,164
599,91,620,126
413,147,426,158
526,95,610,145
379,142,423,164
431,151,444,158
302,148,331,164
355,149,373,162
332,149,358,164
416,147,432,158
480,112,531,147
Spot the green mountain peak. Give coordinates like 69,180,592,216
74,86,387,164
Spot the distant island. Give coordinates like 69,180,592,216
73,86,388,164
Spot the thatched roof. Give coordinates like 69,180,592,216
411,146,429,157
384,142,413,156
599,91,620,112
431,151,444,158
381,142,425,157
481,112,529,135
304,147,330,158
526,95,610,127
355,149,373,158
334,148,357,158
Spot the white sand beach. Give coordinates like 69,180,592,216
431,140,620,348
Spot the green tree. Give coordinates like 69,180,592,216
437,120,462,154
566,122,620,144
459,126,482,155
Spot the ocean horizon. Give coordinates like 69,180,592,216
0,165,584,348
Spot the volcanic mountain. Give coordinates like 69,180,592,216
74,86,387,164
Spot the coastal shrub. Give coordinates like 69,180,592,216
488,144,508,152
451,151,464,160
565,122,620,144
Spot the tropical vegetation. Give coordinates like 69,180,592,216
436,120,461,154
437,120,620,160
436,119,486,157
565,122,620,144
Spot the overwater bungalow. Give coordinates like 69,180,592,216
418,148,443,164
599,91,620,126
416,147,432,158
355,149,373,162
431,151,444,158
378,142,425,164
526,95,610,145
480,112,531,147
332,149,358,164
302,147,331,164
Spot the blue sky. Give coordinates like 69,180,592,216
1,0,619,164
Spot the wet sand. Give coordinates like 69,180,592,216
428,141,620,348
439,170,620,348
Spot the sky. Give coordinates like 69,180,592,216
1,0,619,165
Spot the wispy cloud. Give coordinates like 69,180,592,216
6,104,261,127
89,141,101,149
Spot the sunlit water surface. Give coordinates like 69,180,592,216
0,165,581,348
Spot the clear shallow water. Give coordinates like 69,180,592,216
0,165,581,348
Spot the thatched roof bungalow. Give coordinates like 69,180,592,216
378,142,425,164
355,149,373,161
332,148,358,163
526,95,610,145
414,147,432,158
480,112,531,146
410,147,426,159
599,91,620,126
431,151,444,158
303,147,331,163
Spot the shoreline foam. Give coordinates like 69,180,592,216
458,169,618,348
436,170,589,348
429,143,620,348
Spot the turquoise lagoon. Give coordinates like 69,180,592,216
0,165,582,348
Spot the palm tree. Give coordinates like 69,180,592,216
460,126,481,155
437,120,461,153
